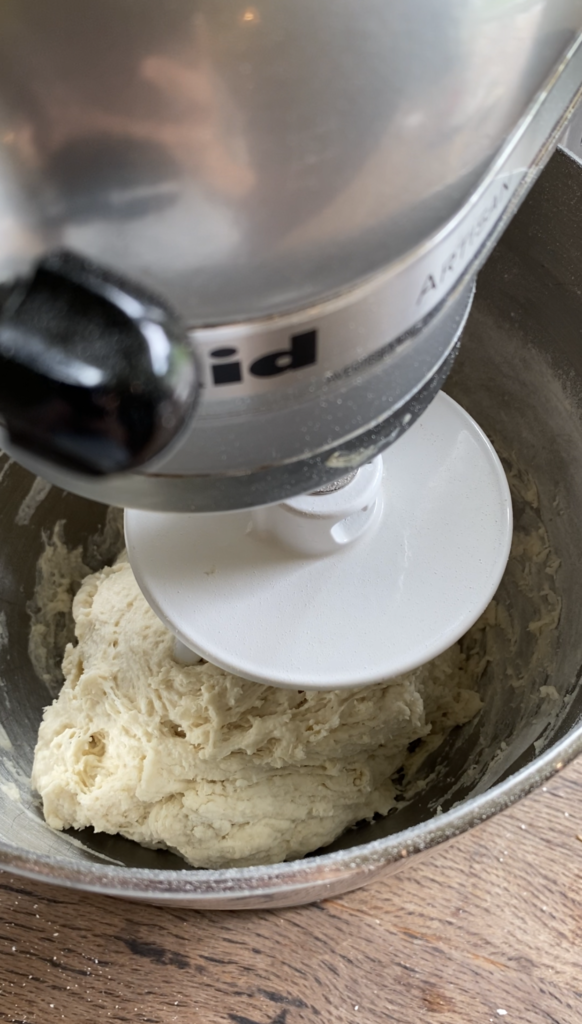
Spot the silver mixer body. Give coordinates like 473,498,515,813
1,1,582,509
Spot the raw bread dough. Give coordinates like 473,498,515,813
32,559,482,868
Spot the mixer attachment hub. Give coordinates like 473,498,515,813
253,457,383,558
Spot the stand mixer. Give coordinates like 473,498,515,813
0,0,581,689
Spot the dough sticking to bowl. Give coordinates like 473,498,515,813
30,451,561,869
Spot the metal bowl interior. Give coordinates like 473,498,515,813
1,150,582,908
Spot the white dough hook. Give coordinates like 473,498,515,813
126,393,513,690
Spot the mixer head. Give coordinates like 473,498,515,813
0,2,581,511
0,2,580,685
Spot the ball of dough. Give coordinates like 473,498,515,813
32,561,482,868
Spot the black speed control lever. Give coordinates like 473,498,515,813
0,251,198,475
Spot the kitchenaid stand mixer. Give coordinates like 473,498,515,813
0,0,581,688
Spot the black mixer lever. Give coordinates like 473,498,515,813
0,251,198,475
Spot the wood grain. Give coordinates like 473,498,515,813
1,757,582,1024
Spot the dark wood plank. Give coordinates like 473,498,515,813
1,757,582,1023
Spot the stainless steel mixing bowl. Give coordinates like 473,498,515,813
1,149,582,909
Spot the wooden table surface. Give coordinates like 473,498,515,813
1,758,581,1024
